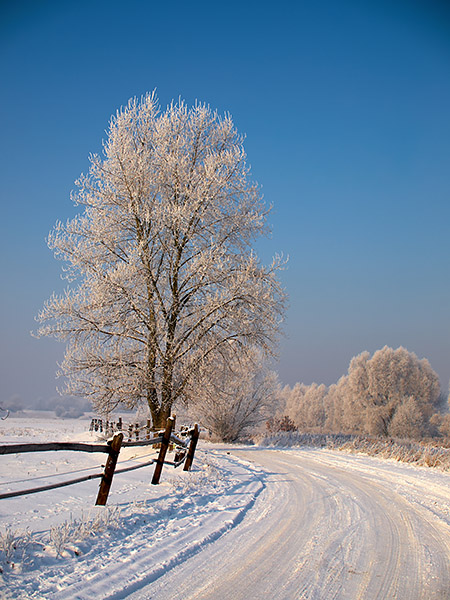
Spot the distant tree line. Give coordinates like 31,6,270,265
271,346,450,442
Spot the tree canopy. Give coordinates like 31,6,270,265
278,346,443,440
37,93,286,427
342,346,441,437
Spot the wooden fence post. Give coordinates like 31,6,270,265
170,414,176,451
183,424,199,472
151,417,174,485
95,433,123,506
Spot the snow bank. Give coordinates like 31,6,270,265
257,431,450,470
0,418,263,599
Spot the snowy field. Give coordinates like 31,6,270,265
1,416,450,599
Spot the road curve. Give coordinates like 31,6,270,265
134,447,450,600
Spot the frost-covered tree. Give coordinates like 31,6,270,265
284,382,327,431
324,378,349,433
335,346,441,438
388,396,427,439
430,387,450,440
36,93,286,427
187,349,279,442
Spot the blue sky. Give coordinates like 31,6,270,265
1,0,449,406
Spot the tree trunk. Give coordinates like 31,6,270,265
149,404,171,429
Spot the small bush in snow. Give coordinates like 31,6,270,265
0,527,19,563
49,508,121,557
170,458,224,495
0,527,32,567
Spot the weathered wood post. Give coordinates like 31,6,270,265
146,419,151,440
151,417,174,485
95,432,123,506
183,424,199,472
169,414,176,451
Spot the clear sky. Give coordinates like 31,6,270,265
1,0,449,407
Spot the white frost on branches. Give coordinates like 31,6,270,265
188,349,280,442
340,346,441,437
279,346,443,440
36,93,286,427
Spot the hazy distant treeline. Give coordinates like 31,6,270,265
1,395,91,418
271,346,450,441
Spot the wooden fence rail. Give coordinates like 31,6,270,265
0,442,111,455
0,419,199,506
0,471,106,500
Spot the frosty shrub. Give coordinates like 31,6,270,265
49,508,121,557
0,527,32,567
0,509,122,573
49,521,73,558
187,350,280,442
0,527,20,563
266,415,297,433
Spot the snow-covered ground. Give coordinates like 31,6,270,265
1,416,449,599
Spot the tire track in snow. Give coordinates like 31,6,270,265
271,450,450,599
49,453,265,600
138,448,450,600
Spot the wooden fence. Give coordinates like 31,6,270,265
88,417,187,444
0,417,199,506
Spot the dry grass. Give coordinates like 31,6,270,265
256,432,450,471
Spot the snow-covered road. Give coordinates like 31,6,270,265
135,447,450,600
1,418,450,599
